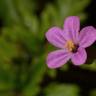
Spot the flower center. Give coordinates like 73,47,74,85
65,40,79,53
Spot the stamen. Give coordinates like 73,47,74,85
65,40,75,52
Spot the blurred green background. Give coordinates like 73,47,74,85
0,0,96,96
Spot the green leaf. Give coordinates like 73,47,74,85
90,89,96,96
47,69,56,78
23,55,46,96
44,83,79,96
80,60,96,71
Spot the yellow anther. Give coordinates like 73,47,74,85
65,40,75,52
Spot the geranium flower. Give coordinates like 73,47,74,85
45,16,96,68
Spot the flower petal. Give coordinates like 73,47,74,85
45,27,67,48
71,48,87,65
64,16,80,44
46,49,72,68
79,26,96,48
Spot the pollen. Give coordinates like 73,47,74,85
65,40,75,52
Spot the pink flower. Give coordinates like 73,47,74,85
45,16,96,68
